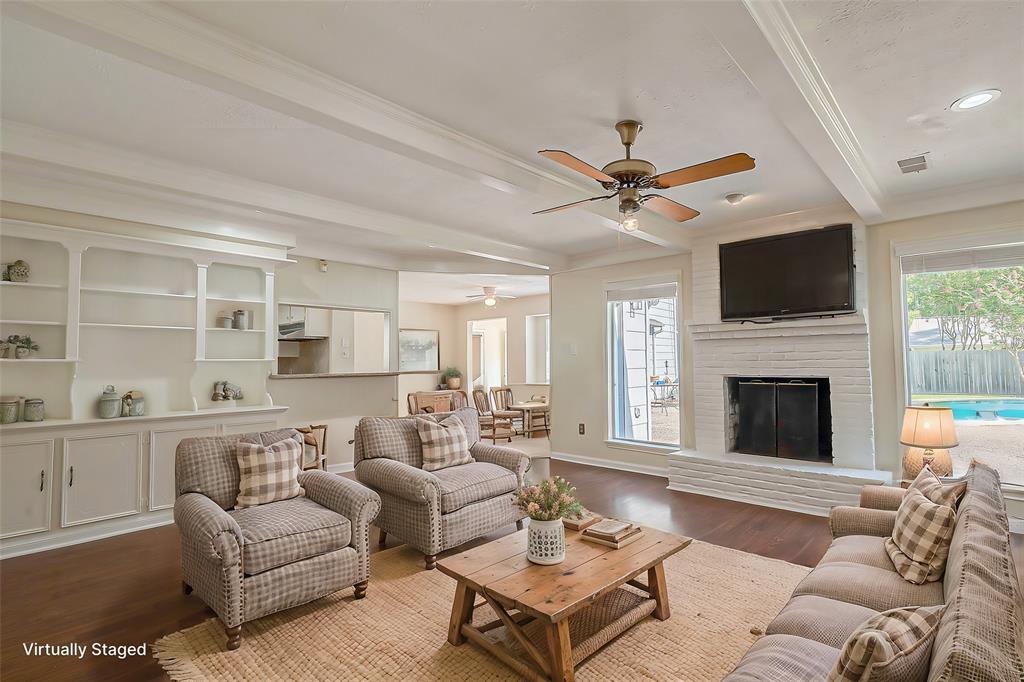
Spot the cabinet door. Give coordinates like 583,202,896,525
62,433,142,527
222,420,279,436
1,440,54,538
305,307,331,337
149,426,218,511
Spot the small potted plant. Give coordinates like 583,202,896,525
8,335,39,359
516,477,584,565
441,366,463,390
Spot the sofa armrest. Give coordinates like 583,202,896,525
471,442,531,485
859,485,907,511
174,492,243,548
829,505,897,538
299,470,381,581
354,458,441,505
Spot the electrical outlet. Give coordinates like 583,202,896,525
578,423,585,436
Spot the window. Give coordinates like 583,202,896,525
900,243,1024,485
607,280,680,446
526,314,550,383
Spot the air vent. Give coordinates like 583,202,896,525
897,155,928,174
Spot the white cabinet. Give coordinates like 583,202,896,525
149,426,218,511
222,420,279,436
0,440,54,538
304,307,331,337
62,433,142,527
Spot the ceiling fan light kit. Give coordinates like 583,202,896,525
534,120,756,231
466,286,514,307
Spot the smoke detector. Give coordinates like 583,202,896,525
897,155,928,174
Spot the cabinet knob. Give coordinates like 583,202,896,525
68,465,74,487
40,469,45,492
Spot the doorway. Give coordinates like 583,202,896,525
468,317,507,390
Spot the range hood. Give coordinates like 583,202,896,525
278,320,327,341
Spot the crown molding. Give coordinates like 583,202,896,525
5,0,686,249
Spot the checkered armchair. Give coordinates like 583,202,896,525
354,407,530,570
174,428,380,650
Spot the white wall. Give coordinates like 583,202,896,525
550,255,692,471
396,300,458,415
270,256,399,467
866,200,1024,475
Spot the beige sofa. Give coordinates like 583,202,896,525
725,462,1024,681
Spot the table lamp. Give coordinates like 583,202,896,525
900,406,958,478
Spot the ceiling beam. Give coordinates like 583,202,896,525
1,122,563,271
4,1,689,249
694,0,886,224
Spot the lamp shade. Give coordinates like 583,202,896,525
900,406,958,449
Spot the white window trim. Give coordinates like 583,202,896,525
604,271,683,448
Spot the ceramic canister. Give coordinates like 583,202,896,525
22,398,44,422
233,310,250,330
0,396,20,424
99,386,121,419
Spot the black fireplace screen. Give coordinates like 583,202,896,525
729,378,832,462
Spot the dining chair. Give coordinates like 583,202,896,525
472,388,513,443
490,386,524,435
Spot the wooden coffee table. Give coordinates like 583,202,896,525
438,526,691,681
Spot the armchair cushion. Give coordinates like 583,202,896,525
234,439,303,509
433,462,518,513
229,497,351,575
354,457,441,505
358,417,423,467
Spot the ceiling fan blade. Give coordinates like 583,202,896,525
650,153,755,189
538,150,616,184
643,195,701,222
533,193,616,215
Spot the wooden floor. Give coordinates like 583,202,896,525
1,459,1021,682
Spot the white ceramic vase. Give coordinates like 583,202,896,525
526,518,566,565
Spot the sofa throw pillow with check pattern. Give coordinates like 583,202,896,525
234,438,303,509
416,415,473,472
885,487,956,584
828,605,946,682
908,466,967,509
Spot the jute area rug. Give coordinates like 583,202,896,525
154,541,809,681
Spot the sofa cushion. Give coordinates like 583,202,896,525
416,415,473,472
433,462,517,513
885,488,956,584
767,595,879,649
358,416,423,468
821,535,896,572
722,634,840,681
931,462,1024,682
829,605,944,682
793,562,944,612
230,496,351,575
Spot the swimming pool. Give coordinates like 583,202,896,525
927,399,1024,421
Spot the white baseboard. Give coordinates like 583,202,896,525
1,512,173,560
327,462,354,474
550,451,667,478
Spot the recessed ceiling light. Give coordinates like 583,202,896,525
951,89,1001,111
725,193,746,205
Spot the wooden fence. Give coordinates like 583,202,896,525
908,350,1023,396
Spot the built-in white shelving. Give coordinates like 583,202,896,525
0,319,65,326
207,295,265,304
80,286,196,299
205,327,264,333
195,357,274,362
0,281,65,290
0,358,79,363
80,322,196,331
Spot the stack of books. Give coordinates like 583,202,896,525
563,509,601,532
580,518,644,548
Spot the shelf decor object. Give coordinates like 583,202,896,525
900,406,958,478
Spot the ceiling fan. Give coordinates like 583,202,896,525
534,120,755,230
466,286,515,307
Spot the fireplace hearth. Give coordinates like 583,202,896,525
726,377,832,463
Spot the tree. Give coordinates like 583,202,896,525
906,266,1024,381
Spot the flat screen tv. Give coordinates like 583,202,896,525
719,224,855,321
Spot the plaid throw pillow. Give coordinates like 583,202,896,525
416,415,473,472
828,605,946,682
234,438,303,509
885,487,956,584
908,466,967,509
